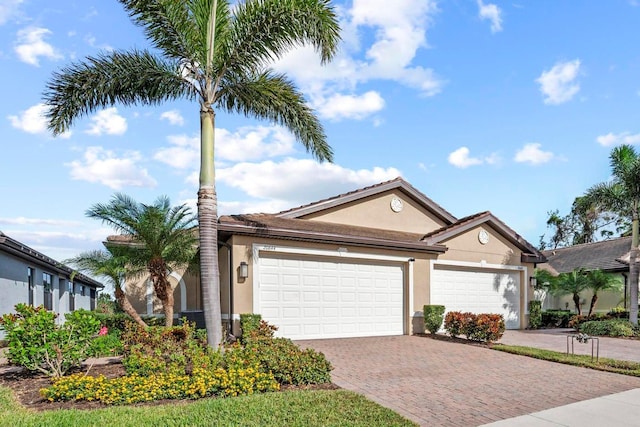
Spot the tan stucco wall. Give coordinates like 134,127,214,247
543,272,627,314
301,191,447,234
227,234,438,336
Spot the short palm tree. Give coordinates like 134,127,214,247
583,144,640,324
66,249,148,327
87,194,198,327
584,269,622,317
44,0,340,346
549,269,589,315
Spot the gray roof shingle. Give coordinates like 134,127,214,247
542,236,632,274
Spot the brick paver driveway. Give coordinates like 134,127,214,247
297,336,640,427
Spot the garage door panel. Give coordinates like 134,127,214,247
431,266,520,329
258,254,403,340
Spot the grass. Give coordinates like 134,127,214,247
0,386,416,427
493,344,640,376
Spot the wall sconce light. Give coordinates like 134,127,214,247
529,276,537,288
239,261,249,279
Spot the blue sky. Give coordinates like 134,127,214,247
1,0,639,263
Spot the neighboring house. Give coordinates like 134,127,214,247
124,178,545,339
0,231,104,338
540,237,631,312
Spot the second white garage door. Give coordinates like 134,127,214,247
257,253,404,340
430,265,521,329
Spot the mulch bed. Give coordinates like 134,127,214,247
0,362,339,412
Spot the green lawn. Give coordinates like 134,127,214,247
0,386,416,427
493,344,640,376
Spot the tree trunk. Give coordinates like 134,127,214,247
199,107,222,347
164,281,174,327
630,207,639,325
588,294,598,317
573,293,581,315
114,285,147,327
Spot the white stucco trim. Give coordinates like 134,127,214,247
221,314,241,321
408,258,415,323
169,271,187,313
429,259,529,325
252,244,414,323
146,278,153,315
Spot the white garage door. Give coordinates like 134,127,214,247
431,265,521,329
257,253,404,340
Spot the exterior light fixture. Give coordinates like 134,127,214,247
239,261,249,279
529,276,537,288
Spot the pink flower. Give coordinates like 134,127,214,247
98,326,108,336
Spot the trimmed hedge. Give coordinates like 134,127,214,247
579,320,637,337
528,301,542,329
444,311,505,343
541,310,572,328
423,305,445,334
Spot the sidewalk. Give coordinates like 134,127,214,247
499,328,640,363
482,388,640,426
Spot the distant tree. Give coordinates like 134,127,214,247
86,194,198,327
584,270,622,317
548,269,589,315
583,144,640,325
68,249,147,326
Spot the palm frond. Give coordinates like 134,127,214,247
217,69,332,161
218,0,340,77
44,50,193,135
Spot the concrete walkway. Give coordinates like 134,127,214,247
499,328,640,363
299,335,640,426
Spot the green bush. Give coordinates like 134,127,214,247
0,304,100,377
92,312,130,333
87,332,124,357
607,307,629,319
423,305,445,334
541,310,572,328
528,301,542,329
240,313,264,343
579,320,637,337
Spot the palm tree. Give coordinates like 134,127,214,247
549,269,589,315
87,194,198,327
67,249,148,327
583,144,640,324
43,0,340,346
584,269,622,317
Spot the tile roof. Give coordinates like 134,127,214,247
276,177,458,224
218,213,447,253
542,236,632,274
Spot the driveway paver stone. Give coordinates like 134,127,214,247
298,335,640,427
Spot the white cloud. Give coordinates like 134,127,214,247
316,91,385,120
154,126,296,170
448,147,499,168
477,0,503,33
85,107,127,135
273,0,443,120
7,103,72,138
216,158,401,208
0,217,81,227
66,146,157,189
536,59,581,105
596,132,640,147
514,143,554,165
0,0,23,25
160,110,184,126
14,27,63,66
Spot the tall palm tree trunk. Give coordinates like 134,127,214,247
573,293,581,315
199,107,222,347
114,285,147,327
630,211,639,325
588,294,598,317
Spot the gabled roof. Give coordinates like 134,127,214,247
542,236,632,274
0,231,104,288
276,177,458,224
421,211,546,263
218,213,447,254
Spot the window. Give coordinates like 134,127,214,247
68,281,75,311
81,285,86,297
43,272,53,310
27,267,35,306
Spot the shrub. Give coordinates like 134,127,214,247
87,331,124,357
444,311,505,343
541,310,572,328
579,320,637,337
423,305,445,334
608,307,629,319
40,365,279,404
240,313,270,343
569,313,610,330
92,312,130,334
528,301,542,329
0,304,100,377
